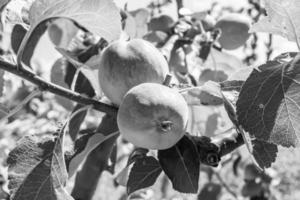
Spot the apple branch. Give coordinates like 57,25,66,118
0,59,118,117
0,59,245,164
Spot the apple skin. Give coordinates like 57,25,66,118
215,13,251,50
98,39,169,105
117,83,189,150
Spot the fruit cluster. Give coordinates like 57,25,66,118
98,39,189,150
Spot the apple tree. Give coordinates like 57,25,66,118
0,0,299,199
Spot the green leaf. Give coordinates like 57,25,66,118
7,131,73,200
18,0,121,65
197,182,222,200
220,80,244,126
47,18,79,49
0,103,9,119
0,0,9,10
51,58,74,110
199,69,229,84
158,135,200,193
29,0,121,42
68,104,87,141
250,0,300,43
11,24,27,54
129,8,149,38
252,140,278,169
56,48,102,97
180,81,224,106
127,156,162,195
205,113,219,137
0,69,4,97
67,131,119,177
123,11,137,39
237,55,300,147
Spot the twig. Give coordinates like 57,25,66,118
0,59,118,117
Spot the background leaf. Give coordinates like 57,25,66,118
0,0,10,11
7,132,73,200
127,156,162,195
129,8,149,38
237,55,300,147
180,81,223,106
47,18,79,48
158,135,200,193
251,0,300,44
197,182,222,200
0,69,4,97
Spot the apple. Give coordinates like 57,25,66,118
98,39,169,105
215,13,251,50
117,83,189,150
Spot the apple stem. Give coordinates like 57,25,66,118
162,74,172,86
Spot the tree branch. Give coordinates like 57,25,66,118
0,59,118,117
0,59,246,167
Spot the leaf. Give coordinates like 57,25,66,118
123,11,137,39
158,135,200,193
206,48,243,70
56,48,101,97
47,18,79,48
29,0,121,42
228,67,255,81
250,0,300,43
197,182,222,200
220,80,244,126
51,58,74,110
19,21,47,67
7,131,73,200
0,0,10,11
199,69,229,84
0,103,9,119
143,31,168,47
68,104,87,141
220,81,255,155
115,148,149,187
0,69,4,97
180,81,223,106
252,140,278,169
205,113,219,137
18,0,121,65
129,8,149,38
11,24,27,54
127,156,162,195
67,131,119,177
237,55,300,147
